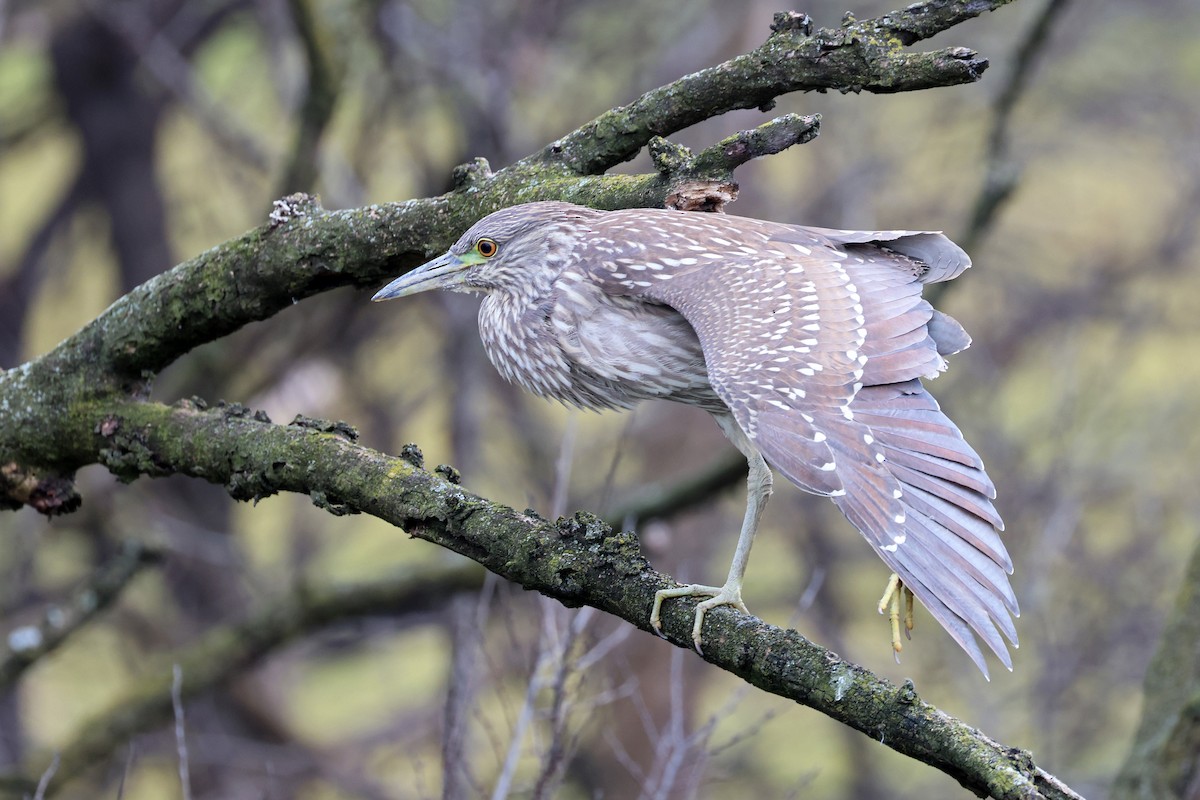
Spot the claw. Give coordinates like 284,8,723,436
652,582,750,653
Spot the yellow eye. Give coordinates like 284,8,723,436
475,238,499,258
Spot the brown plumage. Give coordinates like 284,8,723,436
374,201,1017,677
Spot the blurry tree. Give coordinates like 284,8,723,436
0,0,1197,798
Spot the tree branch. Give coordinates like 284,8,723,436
0,541,160,690
276,0,344,195
0,2,1072,795
0,560,485,796
1112,536,1200,799
962,0,1073,254
0,0,1014,487
0,399,1081,798
535,2,1009,175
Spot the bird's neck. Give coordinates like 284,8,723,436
477,286,573,401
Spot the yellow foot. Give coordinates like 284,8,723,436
651,583,749,655
877,573,915,662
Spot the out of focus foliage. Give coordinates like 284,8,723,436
1,0,1197,797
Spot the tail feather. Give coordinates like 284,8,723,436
891,566,993,677
848,381,1015,669
891,518,1015,667
905,516,1018,642
929,309,971,355
887,463,1004,530
902,484,1012,572
883,447,996,497
825,447,1014,674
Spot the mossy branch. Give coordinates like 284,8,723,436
1,0,1013,498
0,399,1077,798
0,1,1077,795
533,2,1010,174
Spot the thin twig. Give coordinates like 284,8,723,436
551,414,579,520
441,595,481,800
531,606,593,800
491,602,555,800
962,0,1074,252
0,540,160,689
646,649,691,800
276,0,343,195
171,664,192,800
115,743,135,800
30,754,58,800
605,454,747,530
85,0,271,172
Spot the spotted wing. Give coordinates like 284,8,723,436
784,228,1017,674
585,213,929,500
586,218,871,497
586,210,1015,674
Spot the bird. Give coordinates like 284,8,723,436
373,201,1018,677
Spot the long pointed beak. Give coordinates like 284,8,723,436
372,252,469,301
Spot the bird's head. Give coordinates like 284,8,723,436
372,201,597,302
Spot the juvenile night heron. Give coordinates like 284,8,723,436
373,201,1018,676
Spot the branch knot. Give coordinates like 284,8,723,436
269,193,322,227
770,11,814,36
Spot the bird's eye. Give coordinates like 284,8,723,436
475,238,499,258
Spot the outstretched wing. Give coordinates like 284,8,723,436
586,209,1015,674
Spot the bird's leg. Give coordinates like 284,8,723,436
651,417,772,654
877,574,916,661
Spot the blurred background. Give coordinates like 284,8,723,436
2,0,1198,797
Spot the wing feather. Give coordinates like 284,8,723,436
578,208,1013,671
